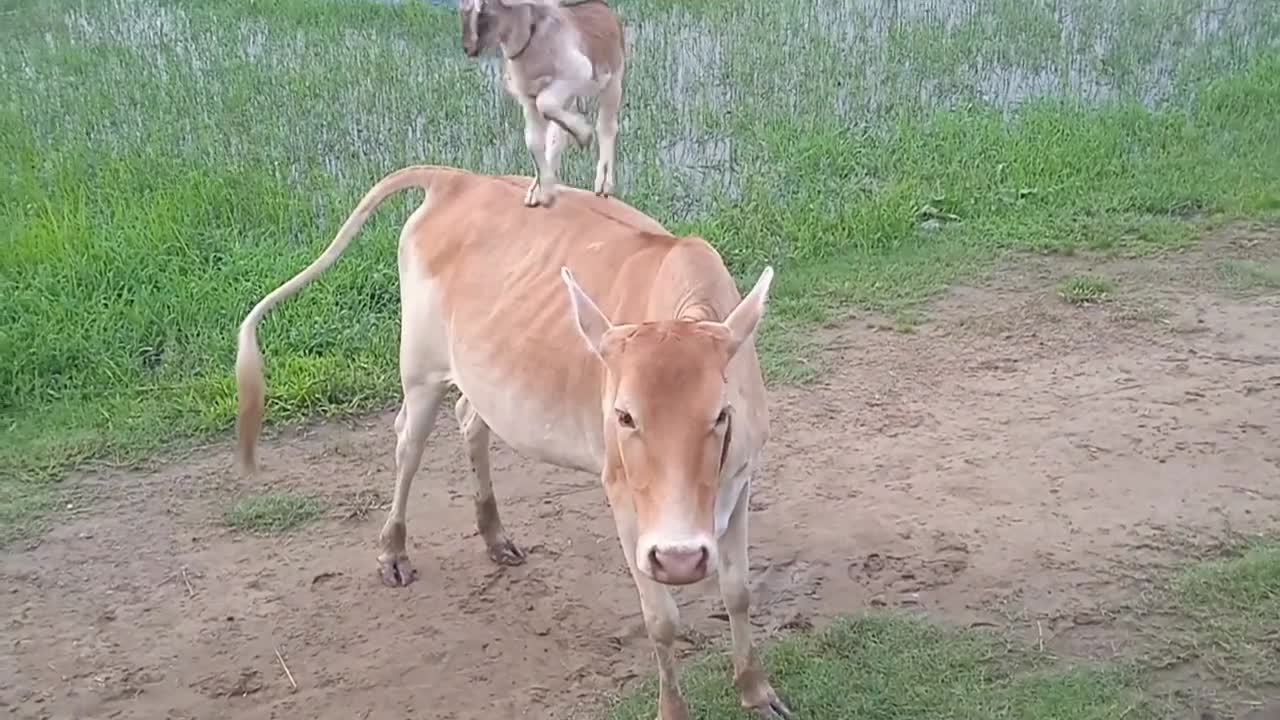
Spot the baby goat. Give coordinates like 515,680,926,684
460,0,625,208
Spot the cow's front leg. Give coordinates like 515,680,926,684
718,475,791,718
636,574,689,720
607,476,691,720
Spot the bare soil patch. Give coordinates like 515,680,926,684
3,224,1278,720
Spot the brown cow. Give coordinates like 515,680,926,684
234,165,789,719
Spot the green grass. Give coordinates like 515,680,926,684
1216,258,1280,292
2,0,1280,539
1058,274,1115,305
223,492,326,534
1165,540,1280,690
607,613,1151,720
605,538,1280,720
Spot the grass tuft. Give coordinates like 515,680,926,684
1058,274,1115,305
223,492,326,534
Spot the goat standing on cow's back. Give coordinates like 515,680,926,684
459,0,625,208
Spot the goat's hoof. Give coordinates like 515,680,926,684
535,186,559,208
593,171,614,198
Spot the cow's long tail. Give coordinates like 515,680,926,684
235,165,445,474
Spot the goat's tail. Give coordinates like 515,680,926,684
234,165,446,475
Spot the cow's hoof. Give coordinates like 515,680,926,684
487,537,527,566
378,553,417,587
743,688,791,719
655,697,691,720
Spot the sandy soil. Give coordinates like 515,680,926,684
3,224,1278,720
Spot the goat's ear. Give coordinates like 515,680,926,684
720,266,774,359
560,267,614,355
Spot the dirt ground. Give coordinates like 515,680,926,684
3,224,1278,720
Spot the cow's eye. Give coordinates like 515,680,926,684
616,410,635,428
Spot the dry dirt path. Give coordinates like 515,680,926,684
4,225,1278,720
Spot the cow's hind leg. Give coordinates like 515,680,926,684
455,394,525,566
377,375,448,587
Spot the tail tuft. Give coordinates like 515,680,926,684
235,320,266,476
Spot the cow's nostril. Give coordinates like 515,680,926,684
648,546,663,571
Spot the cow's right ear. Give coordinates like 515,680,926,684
720,265,774,359
560,267,614,355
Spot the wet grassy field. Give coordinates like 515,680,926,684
2,0,1279,536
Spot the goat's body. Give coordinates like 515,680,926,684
503,0,623,90
464,0,626,207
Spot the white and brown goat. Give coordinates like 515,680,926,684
460,0,625,208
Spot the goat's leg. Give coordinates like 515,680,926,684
455,394,524,566
607,475,691,720
535,80,593,149
717,475,791,717
594,71,623,197
545,120,568,186
517,96,556,207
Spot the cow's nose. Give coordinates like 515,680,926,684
648,544,709,585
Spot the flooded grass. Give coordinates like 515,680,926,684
2,0,1279,538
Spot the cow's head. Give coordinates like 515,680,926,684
459,0,539,58
560,264,774,586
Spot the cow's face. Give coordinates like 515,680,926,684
560,263,774,586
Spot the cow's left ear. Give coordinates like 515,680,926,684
560,267,614,355
720,266,774,358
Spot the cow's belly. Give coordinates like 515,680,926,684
447,351,604,477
